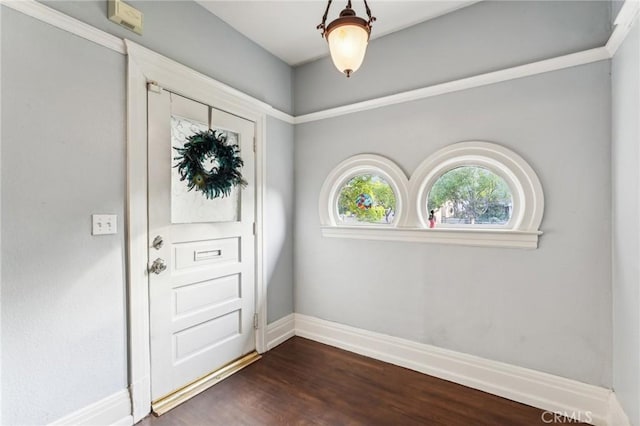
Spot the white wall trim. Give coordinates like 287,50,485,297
321,227,541,249
294,0,634,123
608,393,631,426
44,316,631,426
266,314,296,350
294,47,610,124
256,114,269,354
0,5,3,426
606,0,640,57
48,390,132,426
0,0,295,124
125,40,294,123
1,0,126,54
111,417,134,426
5,0,637,125
294,314,613,426
125,40,270,421
124,43,151,424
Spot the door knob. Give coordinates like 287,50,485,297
149,258,167,275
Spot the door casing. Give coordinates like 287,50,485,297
125,40,268,422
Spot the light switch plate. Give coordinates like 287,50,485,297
92,214,117,235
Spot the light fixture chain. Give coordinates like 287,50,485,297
363,0,376,25
317,0,333,37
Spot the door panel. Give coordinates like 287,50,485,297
174,274,241,316
172,237,240,271
148,88,256,402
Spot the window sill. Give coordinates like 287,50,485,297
320,226,542,249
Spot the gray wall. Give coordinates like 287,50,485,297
42,0,293,114
612,19,640,426
294,0,611,115
1,3,294,424
265,117,295,323
294,61,612,386
1,7,127,424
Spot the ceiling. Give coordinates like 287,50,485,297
195,1,479,66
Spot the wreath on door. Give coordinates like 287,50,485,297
173,129,247,199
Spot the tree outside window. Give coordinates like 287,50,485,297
337,174,396,224
427,166,512,225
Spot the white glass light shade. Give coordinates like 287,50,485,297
327,23,369,76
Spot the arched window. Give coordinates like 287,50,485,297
318,154,409,228
406,141,544,247
320,143,544,248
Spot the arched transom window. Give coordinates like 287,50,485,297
319,142,544,249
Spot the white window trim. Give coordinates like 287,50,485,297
319,142,544,249
408,141,544,233
321,227,541,249
319,154,409,227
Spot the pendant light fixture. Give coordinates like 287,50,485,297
317,0,376,78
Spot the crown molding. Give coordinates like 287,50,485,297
1,0,295,124
606,0,640,56
294,0,635,123
2,0,636,124
1,0,126,54
125,40,293,123
294,47,609,124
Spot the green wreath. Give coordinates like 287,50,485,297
173,129,247,199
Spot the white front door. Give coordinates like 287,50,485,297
147,87,256,405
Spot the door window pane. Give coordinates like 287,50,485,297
171,115,240,224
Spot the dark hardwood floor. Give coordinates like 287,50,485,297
139,337,588,426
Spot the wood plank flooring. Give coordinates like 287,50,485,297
139,337,588,425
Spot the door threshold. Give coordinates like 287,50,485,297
152,351,262,416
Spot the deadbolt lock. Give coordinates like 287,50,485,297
152,235,163,250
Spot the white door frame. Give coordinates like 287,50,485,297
125,40,268,422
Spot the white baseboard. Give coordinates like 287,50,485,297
266,313,296,350
46,314,630,426
294,314,612,426
111,416,134,426
49,389,132,426
608,393,631,426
